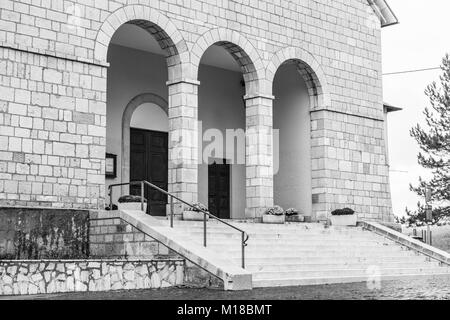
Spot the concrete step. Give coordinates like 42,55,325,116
245,261,441,272
179,224,373,233
252,267,450,280
232,255,432,265
200,243,406,252
204,249,416,259
252,272,450,288
196,238,389,245
172,222,352,232
180,232,383,241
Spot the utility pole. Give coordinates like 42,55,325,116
425,188,433,245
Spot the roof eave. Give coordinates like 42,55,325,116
369,0,399,28
383,103,403,113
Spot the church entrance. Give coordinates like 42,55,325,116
130,128,168,216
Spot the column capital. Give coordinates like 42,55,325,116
243,93,275,101
166,78,201,87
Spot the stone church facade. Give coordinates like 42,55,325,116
0,0,398,222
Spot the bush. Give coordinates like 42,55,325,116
265,206,285,216
285,208,299,216
331,208,355,216
186,202,209,212
118,195,147,203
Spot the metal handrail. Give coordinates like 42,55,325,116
108,180,249,269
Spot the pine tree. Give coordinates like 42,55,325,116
407,54,450,225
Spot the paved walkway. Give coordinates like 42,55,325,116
4,275,450,300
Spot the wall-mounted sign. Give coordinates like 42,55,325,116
105,153,117,178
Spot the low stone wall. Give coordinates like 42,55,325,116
0,259,184,296
0,207,89,259
361,221,450,265
89,211,224,289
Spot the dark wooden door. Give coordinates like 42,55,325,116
130,128,168,216
208,162,231,219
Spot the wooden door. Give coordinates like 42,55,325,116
208,162,231,219
130,128,168,216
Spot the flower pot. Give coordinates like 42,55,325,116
118,202,147,212
330,214,357,227
262,214,285,224
183,210,209,221
286,215,305,223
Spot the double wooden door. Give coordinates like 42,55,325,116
130,128,168,216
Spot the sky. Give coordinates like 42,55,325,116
381,0,450,216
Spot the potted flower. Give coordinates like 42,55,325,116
285,208,305,222
262,206,285,224
183,202,210,221
118,195,147,212
330,208,357,226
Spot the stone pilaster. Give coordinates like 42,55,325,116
310,109,329,221
310,109,394,222
166,79,200,214
244,94,274,219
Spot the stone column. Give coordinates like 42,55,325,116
244,94,274,219
310,109,329,222
166,79,200,216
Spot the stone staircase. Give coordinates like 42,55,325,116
169,220,450,288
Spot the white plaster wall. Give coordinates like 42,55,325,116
106,44,246,216
198,63,246,219
130,103,169,132
273,64,312,217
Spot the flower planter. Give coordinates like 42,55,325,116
183,210,209,221
286,215,305,223
262,215,285,224
118,202,147,212
330,214,357,227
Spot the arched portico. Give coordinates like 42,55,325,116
94,5,189,81
268,47,330,221
266,47,330,109
192,29,273,219
190,28,265,96
97,5,198,213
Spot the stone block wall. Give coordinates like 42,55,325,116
311,111,393,222
89,216,177,260
0,46,106,209
0,259,184,296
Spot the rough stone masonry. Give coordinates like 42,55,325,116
0,0,394,222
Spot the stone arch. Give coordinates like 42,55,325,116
121,93,168,184
190,28,265,96
94,5,189,81
266,47,331,109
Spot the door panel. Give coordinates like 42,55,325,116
130,130,146,198
130,128,168,216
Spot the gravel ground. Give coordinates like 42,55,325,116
4,275,450,300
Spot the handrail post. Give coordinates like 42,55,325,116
203,211,207,247
141,181,144,212
109,186,112,210
241,232,245,269
170,197,174,228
